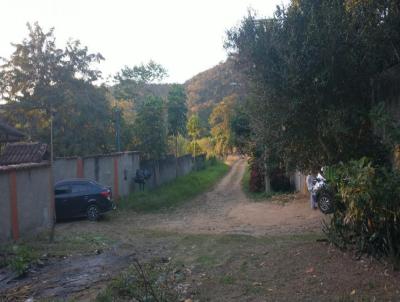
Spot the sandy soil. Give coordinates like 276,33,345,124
131,158,324,236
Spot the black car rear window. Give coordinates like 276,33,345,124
71,183,90,194
55,185,70,195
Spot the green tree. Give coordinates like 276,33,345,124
111,61,169,152
209,94,236,157
0,22,112,156
226,0,400,172
167,84,188,157
133,95,167,159
187,114,202,159
113,61,168,101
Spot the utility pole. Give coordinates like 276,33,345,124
50,106,54,164
114,107,121,152
49,105,56,243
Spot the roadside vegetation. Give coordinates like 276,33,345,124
94,231,398,302
242,165,274,200
0,245,38,277
227,0,400,265
119,159,229,212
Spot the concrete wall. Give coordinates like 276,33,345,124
177,154,193,177
0,162,53,242
53,151,140,199
0,173,11,242
53,157,78,183
291,171,308,194
0,151,203,242
54,152,204,194
140,154,206,189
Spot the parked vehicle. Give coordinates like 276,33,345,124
312,173,334,214
54,179,115,221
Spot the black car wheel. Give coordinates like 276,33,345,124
87,204,100,221
318,193,334,214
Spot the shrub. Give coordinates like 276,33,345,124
96,258,183,302
324,158,400,266
0,245,38,276
249,163,265,193
269,168,292,192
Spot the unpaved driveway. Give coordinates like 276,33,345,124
130,159,323,236
6,160,399,302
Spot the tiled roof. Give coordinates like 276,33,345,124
0,142,49,166
0,120,25,143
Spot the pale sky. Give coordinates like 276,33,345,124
1,0,288,84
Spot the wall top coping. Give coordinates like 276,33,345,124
0,161,51,173
55,151,140,161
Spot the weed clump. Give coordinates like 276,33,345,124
323,158,400,267
96,258,187,302
0,245,37,276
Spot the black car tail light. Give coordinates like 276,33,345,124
100,190,111,200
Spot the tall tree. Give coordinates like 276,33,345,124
187,114,202,159
226,0,400,172
167,84,188,158
209,94,236,157
111,61,169,153
0,22,112,156
112,60,168,101
132,95,168,159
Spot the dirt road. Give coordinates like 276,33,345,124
132,158,323,236
4,159,399,302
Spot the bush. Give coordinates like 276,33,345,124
249,163,265,193
96,258,183,302
324,158,400,266
2,245,37,276
269,168,292,192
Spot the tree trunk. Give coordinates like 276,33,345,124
193,140,197,170
175,134,178,178
264,148,271,193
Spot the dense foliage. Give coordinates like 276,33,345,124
227,0,400,261
324,158,400,265
167,84,188,157
132,95,168,159
209,95,236,157
184,59,245,131
0,23,113,156
226,0,400,171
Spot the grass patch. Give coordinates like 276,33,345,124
0,244,39,276
119,160,229,213
220,274,235,285
96,258,183,302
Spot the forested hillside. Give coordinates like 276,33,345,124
184,58,246,129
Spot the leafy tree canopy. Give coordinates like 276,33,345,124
132,95,168,159
226,0,400,171
112,61,168,101
0,22,112,156
167,84,187,137
209,94,236,157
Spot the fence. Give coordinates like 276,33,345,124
291,171,308,194
1,152,205,242
0,162,53,242
140,154,205,189
53,151,140,199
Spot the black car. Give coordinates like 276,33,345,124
55,179,115,221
